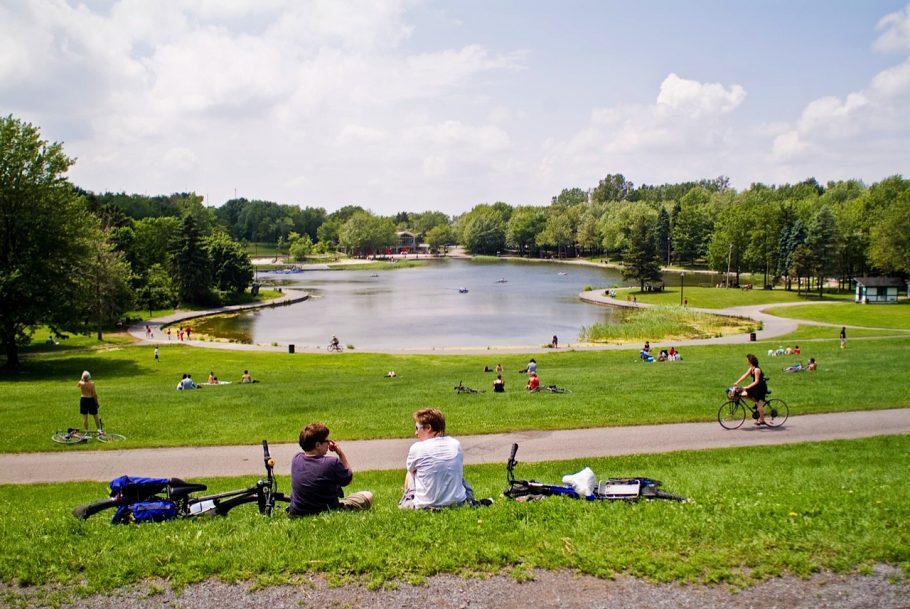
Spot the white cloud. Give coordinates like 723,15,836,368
656,73,746,118
874,3,910,53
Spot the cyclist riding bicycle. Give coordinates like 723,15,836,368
732,353,768,425
329,335,340,350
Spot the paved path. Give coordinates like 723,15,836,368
5,409,907,484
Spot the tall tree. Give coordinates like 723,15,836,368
0,115,100,368
591,174,634,203
506,206,546,256
170,213,213,305
868,186,910,275
206,232,253,293
805,205,840,296
620,209,662,290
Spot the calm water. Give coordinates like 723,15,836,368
195,259,639,350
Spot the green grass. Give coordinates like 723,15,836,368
4,335,910,453
328,259,427,270
581,305,757,343
1,436,907,595
615,286,853,309
765,300,910,329
773,325,908,341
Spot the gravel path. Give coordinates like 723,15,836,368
5,566,907,609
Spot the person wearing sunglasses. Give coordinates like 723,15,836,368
399,408,486,509
288,422,373,516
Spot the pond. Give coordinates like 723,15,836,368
193,259,649,350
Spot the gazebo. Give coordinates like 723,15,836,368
853,277,906,303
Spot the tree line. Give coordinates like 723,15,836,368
2,114,908,367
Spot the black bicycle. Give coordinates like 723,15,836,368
73,440,289,523
454,381,482,394
717,387,789,430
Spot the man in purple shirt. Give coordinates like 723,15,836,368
288,423,373,517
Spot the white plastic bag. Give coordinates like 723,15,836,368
562,467,597,497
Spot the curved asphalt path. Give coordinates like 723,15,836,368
5,409,908,484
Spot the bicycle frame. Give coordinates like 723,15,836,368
73,440,288,522
504,443,684,502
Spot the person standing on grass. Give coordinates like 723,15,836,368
154,346,159,363
840,326,846,349
77,371,102,432
400,408,485,509
732,354,768,426
288,423,373,517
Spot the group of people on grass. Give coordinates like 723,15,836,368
484,359,546,392
640,341,681,363
176,370,257,390
288,408,489,516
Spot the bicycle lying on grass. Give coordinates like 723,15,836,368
73,440,289,523
52,419,126,444
503,443,685,502
530,384,571,394
454,381,483,394
717,387,789,430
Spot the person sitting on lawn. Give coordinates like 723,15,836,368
807,358,817,372
527,372,540,391
668,346,681,361
177,373,198,390
399,408,484,509
493,374,505,392
288,423,373,517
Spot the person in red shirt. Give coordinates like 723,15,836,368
527,372,540,392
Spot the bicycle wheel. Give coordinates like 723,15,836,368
52,430,87,444
764,398,789,428
97,432,126,443
717,400,746,429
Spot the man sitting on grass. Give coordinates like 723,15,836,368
400,408,489,509
288,423,373,517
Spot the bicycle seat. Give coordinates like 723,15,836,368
168,478,208,498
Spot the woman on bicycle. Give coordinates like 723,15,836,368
733,354,768,425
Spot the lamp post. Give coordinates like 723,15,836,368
726,243,733,288
680,272,686,306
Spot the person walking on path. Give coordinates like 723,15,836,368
77,371,102,432
840,326,846,349
288,423,373,516
154,346,159,363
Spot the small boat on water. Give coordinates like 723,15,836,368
496,278,508,283
557,272,567,276
458,287,469,294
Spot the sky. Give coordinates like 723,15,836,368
2,1,909,216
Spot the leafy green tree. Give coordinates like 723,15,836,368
536,212,574,258
621,210,662,290
805,205,840,296
84,234,133,340
170,213,213,305
671,188,715,263
591,174,634,203
868,187,910,275
461,211,506,255
425,224,455,254
551,187,588,206
316,218,343,250
0,115,102,368
506,207,546,256
409,211,451,235
339,212,396,256
206,232,253,293
287,231,314,261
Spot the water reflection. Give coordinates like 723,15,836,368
195,259,637,350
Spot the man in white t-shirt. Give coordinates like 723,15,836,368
399,408,474,509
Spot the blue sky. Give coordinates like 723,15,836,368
2,1,908,215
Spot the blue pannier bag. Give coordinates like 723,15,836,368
112,500,178,524
109,475,170,502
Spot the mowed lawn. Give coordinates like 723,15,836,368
765,299,910,329
3,333,909,453
0,436,907,594
611,286,853,309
